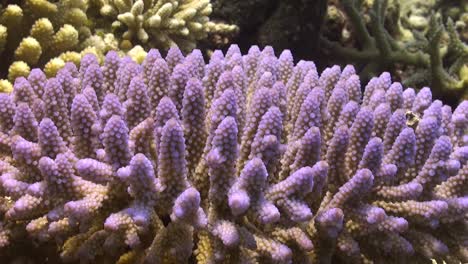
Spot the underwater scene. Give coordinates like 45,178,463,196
0,0,467,263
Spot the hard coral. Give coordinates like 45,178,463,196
0,45,467,264
98,0,238,51
0,1,116,83
0,0,237,85
321,0,468,104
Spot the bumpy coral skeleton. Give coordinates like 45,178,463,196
0,44,467,264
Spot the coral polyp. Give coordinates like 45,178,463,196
0,45,467,264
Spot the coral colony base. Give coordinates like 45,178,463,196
0,45,466,264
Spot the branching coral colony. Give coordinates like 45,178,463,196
321,0,468,102
0,44,467,264
0,0,237,91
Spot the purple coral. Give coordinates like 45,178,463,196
0,46,466,264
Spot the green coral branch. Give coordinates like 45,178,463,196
340,0,373,48
321,0,467,102
369,0,391,57
322,0,430,76
427,16,467,92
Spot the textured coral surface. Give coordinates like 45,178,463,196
0,0,237,89
0,45,467,264
321,0,468,104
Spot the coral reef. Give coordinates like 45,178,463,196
0,0,237,85
0,1,115,82
0,44,467,264
435,0,468,43
96,0,237,50
321,0,468,104
399,0,436,34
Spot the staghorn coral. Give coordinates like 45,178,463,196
321,0,468,104
0,0,237,85
433,0,468,43
0,44,466,264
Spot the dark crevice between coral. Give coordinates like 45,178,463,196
208,0,328,66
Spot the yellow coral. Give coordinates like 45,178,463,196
126,45,147,64
63,8,88,28
99,0,237,52
80,33,118,53
0,0,238,81
14,37,42,65
52,24,79,54
205,21,239,34
26,0,58,17
59,51,82,65
0,5,23,29
30,18,54,50
44,57,65,77
0,5,24,51
0,80,13,93
8,61,30,82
